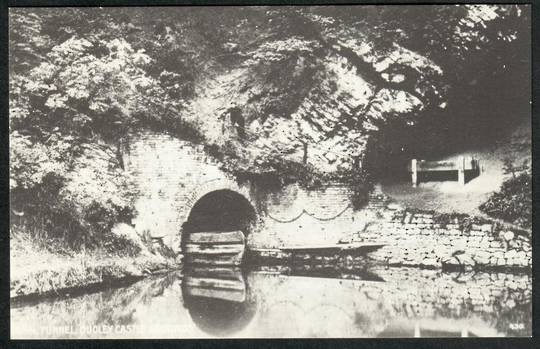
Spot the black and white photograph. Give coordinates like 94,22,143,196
8,4,532,339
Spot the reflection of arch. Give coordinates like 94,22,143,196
304,303,368,338
266,300,307,317
305,303,355,321
184,296,256,337
181,267,257,337
261,301,306,334
268,300,306,311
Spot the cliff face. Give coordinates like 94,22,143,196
172,5,525,178
9,5,528,181
187,49,437,174
8,6,530,262
180,9,442,175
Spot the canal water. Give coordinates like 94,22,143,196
11,265,531,338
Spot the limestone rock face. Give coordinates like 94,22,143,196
183,44,441,175
169,9,454,177
158,5,518,179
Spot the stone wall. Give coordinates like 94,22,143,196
123,130,369,251
123,131,253,251
251,205,532,272
124,130,532,272
251,187,532,272
249,184,363,248
358,208,532,271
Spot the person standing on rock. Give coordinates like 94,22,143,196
219,102,246,140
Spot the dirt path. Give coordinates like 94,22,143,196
380,120,531,216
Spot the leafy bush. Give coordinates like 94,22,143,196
345,168,373,210
9,131,71,191
9,6,530,250
8,13,162,249
479,170,531,229
10,138,137,249
55,147,136,247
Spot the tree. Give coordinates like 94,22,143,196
9,5,531,244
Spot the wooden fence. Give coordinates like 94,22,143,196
410,156,480,187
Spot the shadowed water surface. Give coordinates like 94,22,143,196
11,266,531,338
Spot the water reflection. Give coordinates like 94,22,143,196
11,266,531,338
182,266,256,336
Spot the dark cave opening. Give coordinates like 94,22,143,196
183,189,257,238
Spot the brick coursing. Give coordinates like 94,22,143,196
125,131,532,271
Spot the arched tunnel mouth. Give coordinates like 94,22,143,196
181,190,257,324
184,190,257,234
182,189,257,265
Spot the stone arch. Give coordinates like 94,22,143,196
184,177,256,214
181,177,258,242
181,178,258,265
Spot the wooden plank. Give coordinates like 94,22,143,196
411,159,417,187
185,254,244,266
187,231,245,244
417,167,458,172
188,267,244,280
185,243,245,255
184,277,246,291
458,155,465,186
185,286,246,302
417,161,457,171
416,160,477,172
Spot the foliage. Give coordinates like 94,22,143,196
349,169,373,210
480,168,531,229
10,140,136,248
9,8,191,247
9,6,531,246
502,157,530,178
234,156,322,190
9,131,71,190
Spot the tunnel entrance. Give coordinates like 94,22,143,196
182,190,257,266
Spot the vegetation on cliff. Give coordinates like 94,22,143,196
9,5,530,249
480,159,531,230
